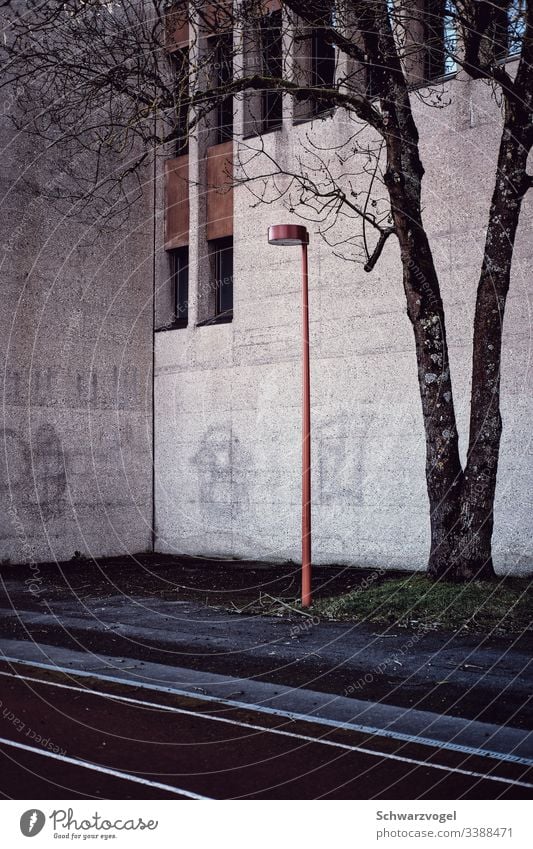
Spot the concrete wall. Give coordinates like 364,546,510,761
154,70,533,574
0,111,154,564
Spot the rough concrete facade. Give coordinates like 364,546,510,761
0,116,154,565
154,69,533,574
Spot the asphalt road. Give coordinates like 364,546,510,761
0,659,531,800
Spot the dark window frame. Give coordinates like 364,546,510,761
173,46,190,155
214,235,233,320
423,0,446,81
422,0,459,82
212,31,234,145
293,5,336,124
310,8,336,117
197,236,233,326
312,25,335,89
242,9,283,138
172,245,189,328
508,0,526,55
260,9,284,132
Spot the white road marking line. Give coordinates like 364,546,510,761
1,654,532,768
0,736,211,800
1,667,532,789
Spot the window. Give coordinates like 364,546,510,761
364,49,380,99
423,0,456,81
508,0,526,55
212,236,233,320
293,4,336,122
488,0,526,60
173,46,190,155
172,246,189,326
243,10,283,137
443,2,457,75
212,32,234,144
309,11,336,116
243,9,283,138
261,10,283,131
423,0,446,80
312,21,336,90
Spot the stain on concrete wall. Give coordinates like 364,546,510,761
0,425,66,520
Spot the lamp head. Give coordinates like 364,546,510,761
268,224,309,246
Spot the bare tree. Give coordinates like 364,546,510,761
2,0,531,580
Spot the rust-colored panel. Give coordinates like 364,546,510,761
165,155,190,249
202,0,233,33
206,142,233,241
201,0,278,35
166,3,189,51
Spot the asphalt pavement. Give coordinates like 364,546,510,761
0,656,532,800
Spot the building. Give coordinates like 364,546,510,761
1,1,532,573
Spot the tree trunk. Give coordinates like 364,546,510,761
398,228,467,581
371,5,470,580
379,0,533,578
382,101,466,580
440,90,532,581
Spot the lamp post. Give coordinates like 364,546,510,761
267,224,312,608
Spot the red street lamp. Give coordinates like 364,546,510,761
268,224,312,608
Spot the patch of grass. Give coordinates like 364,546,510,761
312,574,533,635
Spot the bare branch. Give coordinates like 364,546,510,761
364,226,397,272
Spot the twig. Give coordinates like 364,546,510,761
260,593,315,618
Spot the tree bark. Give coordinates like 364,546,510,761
379,72,465,580
386,159,465,579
